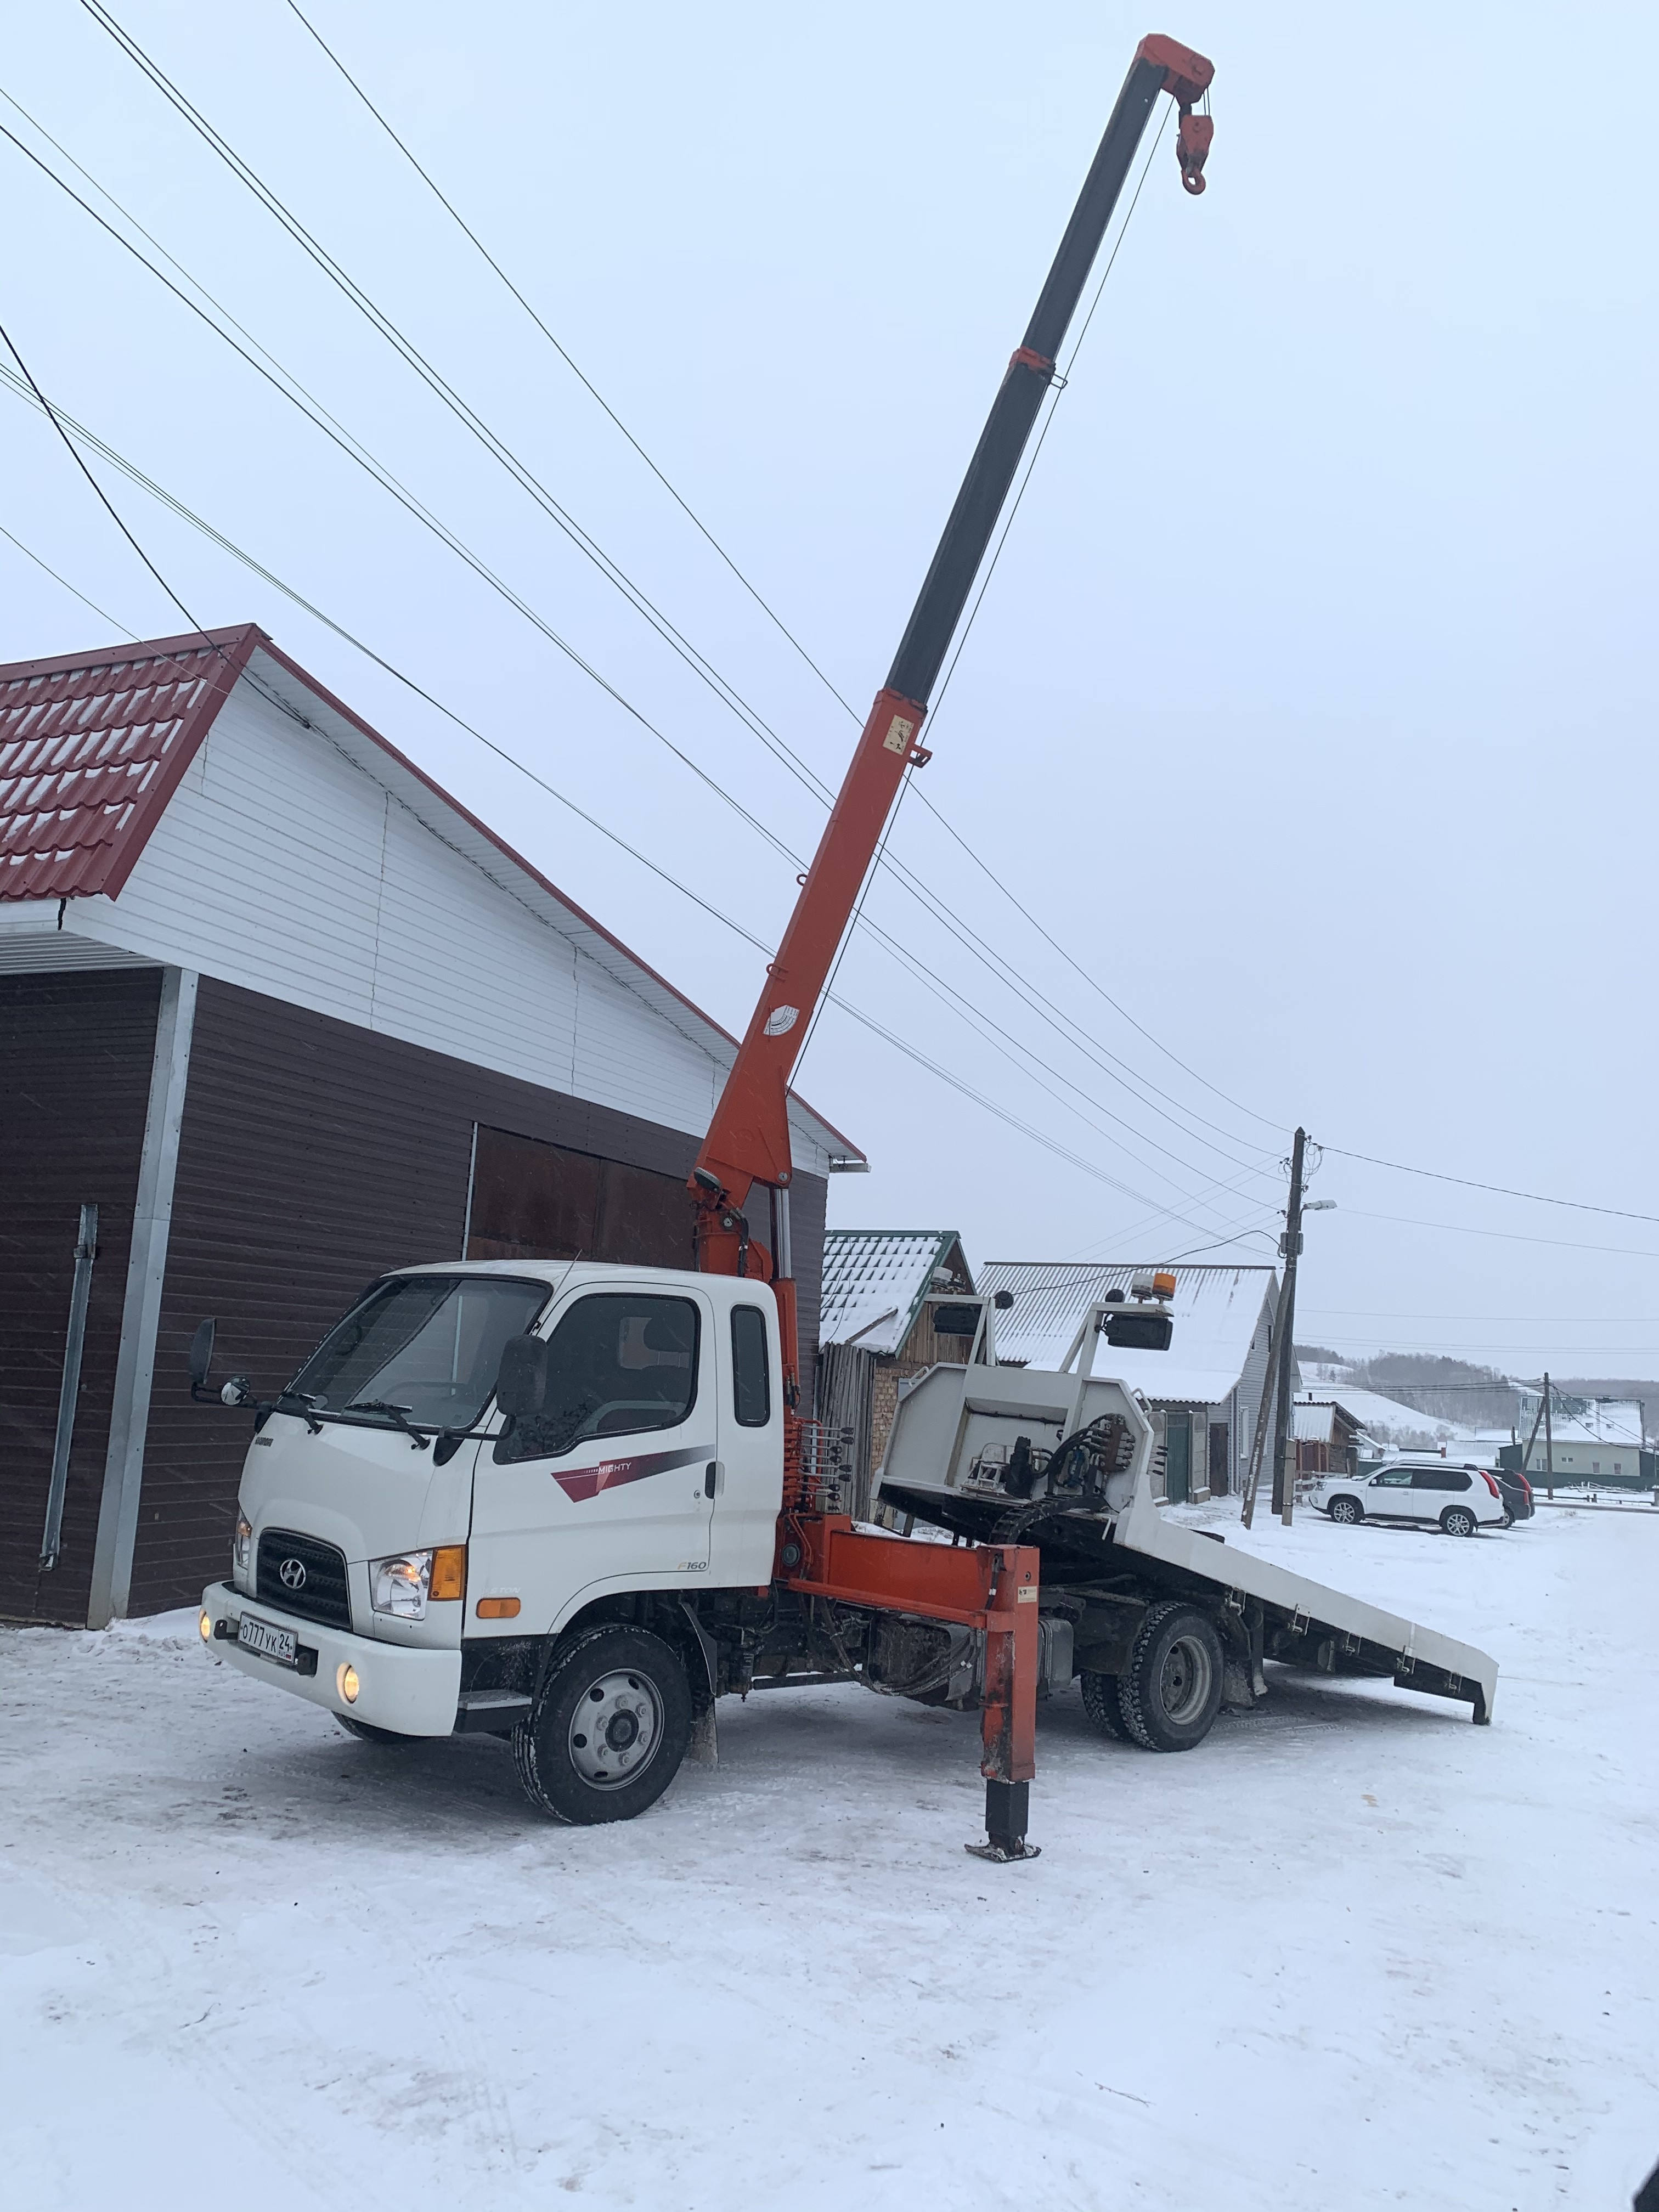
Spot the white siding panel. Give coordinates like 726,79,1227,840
569,956,726,1138
367,797,582,1097
7,669,855,1167
86,687,384,1022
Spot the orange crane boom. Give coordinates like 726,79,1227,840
690,33,1215,1860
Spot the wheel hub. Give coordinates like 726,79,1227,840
1158,1635,1214,1725
568,1669,663,1788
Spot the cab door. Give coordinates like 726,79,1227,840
707,1295,785,1587
467,1284,716,1632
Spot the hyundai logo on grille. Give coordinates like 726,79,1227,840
278,1556,308,1591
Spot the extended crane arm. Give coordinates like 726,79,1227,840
692,33,1214,1336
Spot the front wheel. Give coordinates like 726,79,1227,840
1328,1495,1363,1526
1441,1506,1478,1539
1117,1601,1224,1753
514,1625,691,1825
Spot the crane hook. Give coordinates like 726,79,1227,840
1176,107,1213,195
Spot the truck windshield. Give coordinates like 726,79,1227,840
287,1275,549,1431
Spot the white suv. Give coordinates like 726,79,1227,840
1312,1462,1507,1538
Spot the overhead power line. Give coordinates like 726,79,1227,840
0,83,1280,1189
0,315,212,643
1323,1145,1659,1231
0,364,1253,1249
275,19,1290,1152
281,0,861,723
69,0,1289,1169
0,517,136,635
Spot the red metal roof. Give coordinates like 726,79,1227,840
0,624,259,902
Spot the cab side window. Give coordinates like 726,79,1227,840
495,1293,699,1462
1372,1468,1413,1487
731,1306,771,1427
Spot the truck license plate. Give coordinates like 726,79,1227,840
238,1612,298,1667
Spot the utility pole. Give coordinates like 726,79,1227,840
1271,1127,1308,1525
1518,1386,1546,1479
1543,1370,1554,1499
1238,1290,1285,1531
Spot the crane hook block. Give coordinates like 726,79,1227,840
1176,109,1213,194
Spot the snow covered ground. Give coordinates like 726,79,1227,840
3,1505,1656,2211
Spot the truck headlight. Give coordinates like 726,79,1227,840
370,1546,465,1618
371,1550,434,1618
232,1513,252,1584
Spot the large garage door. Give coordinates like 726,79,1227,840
464,1125,696,1272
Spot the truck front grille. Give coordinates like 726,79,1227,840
257,1528,352,1630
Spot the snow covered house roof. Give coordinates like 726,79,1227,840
978,1260,1277,1406
819,1229,973,1355
1294,1385,1471,1449
0,625,863,1175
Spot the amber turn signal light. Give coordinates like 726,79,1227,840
430,1545,466,1601
475,1595,521,1620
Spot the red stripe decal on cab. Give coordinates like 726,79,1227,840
554,1444,709,1504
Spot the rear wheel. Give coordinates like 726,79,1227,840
1441,1506,1478,1539
1079,1669,1134,1742
1118,1602,1224,1753
514,1626,691,1825
1328,1495,1363,1526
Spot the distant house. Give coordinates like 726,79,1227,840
978,1261,1279,1504
1292,1395,1369,1477
816,1230,983,1513
1512,1390,1649,1487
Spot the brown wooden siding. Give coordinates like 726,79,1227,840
128,975,827,1615
0,970,159,1624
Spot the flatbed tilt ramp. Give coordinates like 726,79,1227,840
878,1348,1497,1740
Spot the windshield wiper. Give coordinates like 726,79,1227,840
346,1399,432,1451
274,1388,329,1434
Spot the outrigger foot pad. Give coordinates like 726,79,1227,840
966,1779,1041,1863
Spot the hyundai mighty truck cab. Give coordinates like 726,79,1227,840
200,1261,785,1821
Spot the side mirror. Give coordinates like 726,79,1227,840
189,1318,217,1391
495,1334,550,1421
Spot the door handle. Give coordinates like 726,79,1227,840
704,1461,723,1499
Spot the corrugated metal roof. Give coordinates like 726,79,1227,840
1294,1398,1368,1442
979,1258,1277,1405
0,627,258,901
819,1229,969,1353
0,625,865,1170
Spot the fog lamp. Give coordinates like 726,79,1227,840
199,1609,213,1643
337,1663,360,1705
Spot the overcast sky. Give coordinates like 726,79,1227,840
5,2,1656,1380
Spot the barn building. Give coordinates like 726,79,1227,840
0,625,862,1629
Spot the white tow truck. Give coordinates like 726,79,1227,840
874,1290,1498,1750
192,40,1492,1852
